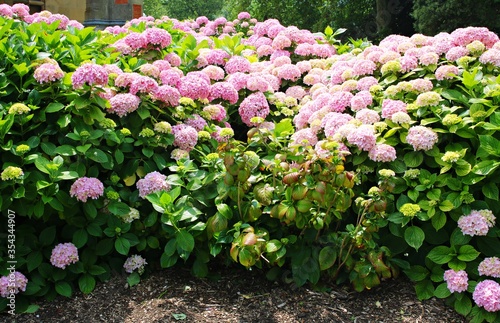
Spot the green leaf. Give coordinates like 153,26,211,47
457,245,480,262
455,160,471,176
88,265,107,276
454,294,472,316
27,251,43,272
404,226,425,251
265,240,283,253
482,181,499,201
274,118,293,137
86,148,108,163
478,135,500,157
431,211,446,231
439,200,454,212
216,203,233,219
115,237,131,255
164,238,177,257
57,171,79,180
427,246,453,264
415,280,434,301
434,283,452,299
404,151,424,167
39,226,56,246
114,150,124,164
78,274,96,294
95,239,114,256
472,160,500,175
46,102,65,113
318,246,337,271
176,229,194,253
147,236,160,249
403,265,429,282
127,272,141,287
324,26,333,36
172,313,187,321
72,229,88,248
55,281,72,298
107,201,130,216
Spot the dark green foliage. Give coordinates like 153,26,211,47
161,0,224,20
412,0,500,35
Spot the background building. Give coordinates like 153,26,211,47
0,0,143,28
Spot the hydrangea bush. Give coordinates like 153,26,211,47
0,5,498,322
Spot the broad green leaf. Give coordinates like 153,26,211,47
46,102,65,113
115,237,131,255
434,283,452,299
404,151,424,167
55,281,72,298
478,135,500,157
482,181,499,200
404,226,425,251
472,160,500,175
72,229,88,248
457,245,480,262
431,211,446,231
454,295,472,316
403,265,428,282
176,229,194,253
127,272,141,287
439,200,454,212
78,274,96,294
415,280,434,301
318,246,337,271
107,201,130,216
427,246,453,264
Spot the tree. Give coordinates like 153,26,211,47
143,0,169,18
412,0,500,35
160,0,224,20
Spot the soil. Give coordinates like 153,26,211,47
1,264,468,323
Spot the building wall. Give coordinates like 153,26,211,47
45,0,85,23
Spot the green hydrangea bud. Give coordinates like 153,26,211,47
15,144,30,154
8,103,30,115
139,128,155,138
120,128,132,136
99,118,117,129
1,166,24,181
106,191,120,200
400,203,421,217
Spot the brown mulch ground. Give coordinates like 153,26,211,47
2,265,467,323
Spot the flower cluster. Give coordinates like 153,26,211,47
406,126,438,151
1,166,23,181
123,255,147,274
50,243,79,269
473,280,500,312
0,272,28,298
172,124,198,151
443,269,468,293
34,62,65,83
458,209,496,236
109,93,141,117
69,177,104,202
136,171,170,198
478,257,500,278
71,63,108,89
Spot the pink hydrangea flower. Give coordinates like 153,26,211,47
70,177,104,202
209,82,239,104
409,78,433,92
203,49,230,66
202,65,225,80
34,63,65,84
435,65,460,80
238,12,251,20
291,128,318,147
0,4,13,17
323,112,353,137
473,280,500,312
350,91,373,111
346,125,377,151
356,109,380,124
124,32,148,50
172,124,198,151
0,272,27,298
478,257,500,278
71,63,108,89
123,255,147,274
12,3,29,18
368,144,397,162
353,59,377,76
129,75,159,95
139,63,160,78
50,243,79,269
406,126,438,151
479,49,500,67
143,27,172,48
160,69,182,87
109,93,141,117
238,92,270,126
164,52,182,67
152,85,180,106
185,114,208,131
443,269,468,293
225,56,251,74
286,86,307,99
178,73,211,100
136,171,171,198
276,64,302,81
445,46,469,61
458,210,496,236
357,76,379,91
203,104,227,122
381,99,407,119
